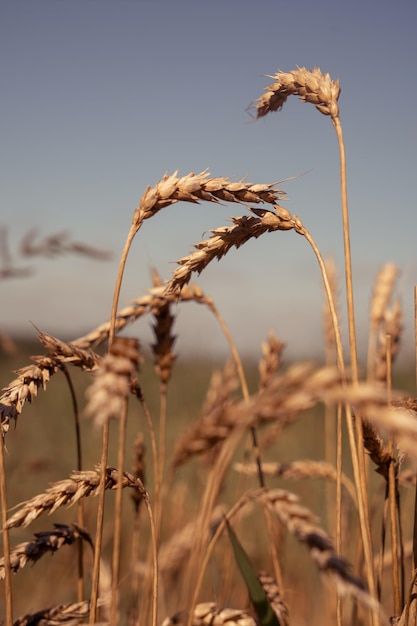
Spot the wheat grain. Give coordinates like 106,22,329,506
260,488,381,612
151,269,177,386
257,571,289,626
84,337,140,430
375,299,403,383
258,332,285,392
134,170,285,227
167,209,295,294
4,467,146,530
0,523,92,579
250,66,340,119
370,263,399,326
234,460,357,505
161,602,257,626
11,600,100,625
37,330,101,371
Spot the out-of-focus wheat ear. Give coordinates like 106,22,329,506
37,329,102,371
374,300,403,384
260,489,385,620
171,360,239,471
234,460,357,507
367,263,400,380
258,332,285,392
257,571,290,626
12,599,107,626
0,523,92,579
158,505,225,592
161,602,258,626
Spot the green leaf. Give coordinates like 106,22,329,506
225,518,281,626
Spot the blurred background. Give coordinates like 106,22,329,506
1,0,416,364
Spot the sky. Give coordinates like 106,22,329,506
1,0,416,366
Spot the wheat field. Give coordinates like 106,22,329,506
1,66,416,626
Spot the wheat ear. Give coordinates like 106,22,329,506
108,170,286,346
161,602,257,626
0,523,92,579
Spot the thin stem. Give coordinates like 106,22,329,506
336,402,343,626
412,286,417,574
141,488,158,626
89,421,110,624
299,220,377,612
386,335,401,614
0,433,13,626
331,115,358,382
110,401,129,626
332,114,377,611
109,223,138,349
61,364,85,603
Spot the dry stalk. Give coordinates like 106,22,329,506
150,268,177,523
129,433,146,625
59,363,85,602
84,336,140,625
251,66,378,611
0,431,13,626
0,523,92,579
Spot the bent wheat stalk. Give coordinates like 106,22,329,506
251,66,376,612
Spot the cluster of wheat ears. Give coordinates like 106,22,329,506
0,66,416,626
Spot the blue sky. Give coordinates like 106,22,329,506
1,0,416,365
